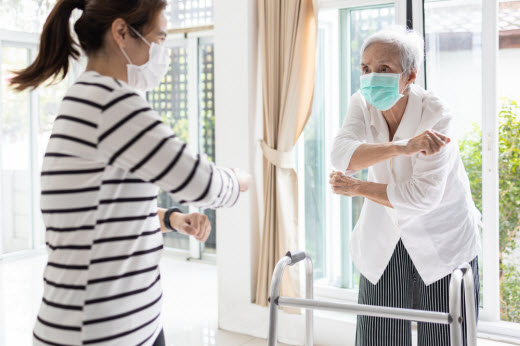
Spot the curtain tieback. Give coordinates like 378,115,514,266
260,140,295,169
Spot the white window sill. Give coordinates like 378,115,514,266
478,321,520,345
313,285,520,345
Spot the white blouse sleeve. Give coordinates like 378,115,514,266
330,92,367,175
387,114,454,216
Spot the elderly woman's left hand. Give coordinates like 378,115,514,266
329,171,363,197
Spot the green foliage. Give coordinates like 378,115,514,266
459,98,520,322
172,118,190,144
501,263,520,323
459,124,483,213
497,100,520,253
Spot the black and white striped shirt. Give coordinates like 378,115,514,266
33,71,239,346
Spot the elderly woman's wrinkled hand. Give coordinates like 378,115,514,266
329,171,362,197
404,129,451,156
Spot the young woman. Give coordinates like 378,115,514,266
10,0,251,345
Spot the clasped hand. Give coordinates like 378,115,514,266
329,171,362,197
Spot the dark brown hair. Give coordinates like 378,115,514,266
9,0,167,92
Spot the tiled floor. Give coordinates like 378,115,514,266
0,252,515,346
0,252,286,346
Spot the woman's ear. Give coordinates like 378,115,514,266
111,18,128,48
406,69,418,85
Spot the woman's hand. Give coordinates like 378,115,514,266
232,168,252,192
403,130,451,156
329,171,363,197
170,212,212,242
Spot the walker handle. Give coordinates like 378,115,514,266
286,251,307,266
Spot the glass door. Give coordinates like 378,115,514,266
148,40,192,252
301,3,395,291
496,0,520,325
147,35,218,259
198,36,216,255
423,0,520,330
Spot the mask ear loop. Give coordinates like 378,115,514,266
119,45,133,64
119,24,152,65
128,25,152,47
399,71,411,95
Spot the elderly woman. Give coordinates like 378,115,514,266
329,27,481,345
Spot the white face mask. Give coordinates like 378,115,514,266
119,26,170,92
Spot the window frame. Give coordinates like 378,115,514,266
0,31,42,258
419,1,520,340
300,0,399,303
0,30,85,259
160,30,217,262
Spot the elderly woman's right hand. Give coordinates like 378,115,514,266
403,130,451,156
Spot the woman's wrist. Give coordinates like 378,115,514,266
356,180,380,199
356,181,392,208
353,180,366,197
170,212,183,230
392,140,409,156
163,208,181,232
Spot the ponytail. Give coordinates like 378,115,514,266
9,0,84,91
9,0,167,92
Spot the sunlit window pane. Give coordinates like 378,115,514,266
0,0,58,33
497,0,520,324
303,4,394,288
1,47,31,254
198,38,216,253
167,0,214,29
147,44,191,251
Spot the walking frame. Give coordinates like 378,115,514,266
268,251,477,346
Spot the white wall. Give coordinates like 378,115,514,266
214,0,260,335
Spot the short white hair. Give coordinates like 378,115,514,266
361,26,424,77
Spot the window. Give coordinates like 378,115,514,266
167,0,214,29
0,0,58,33
300,3,395,290
147,42,191,251
146,30,217,257
425,0,520,326
423,0,484,307
0,36,72,256
1,46,33,254
496,0,520,325
198,37,216,252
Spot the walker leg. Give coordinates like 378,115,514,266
268,256,292,346
268,252,313,346
268,295,279,346
304,256,314,346
460,264,478,346
449,269,464,346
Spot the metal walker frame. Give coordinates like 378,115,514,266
268,251,477,346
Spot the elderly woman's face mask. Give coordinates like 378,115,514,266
360,72,406,111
